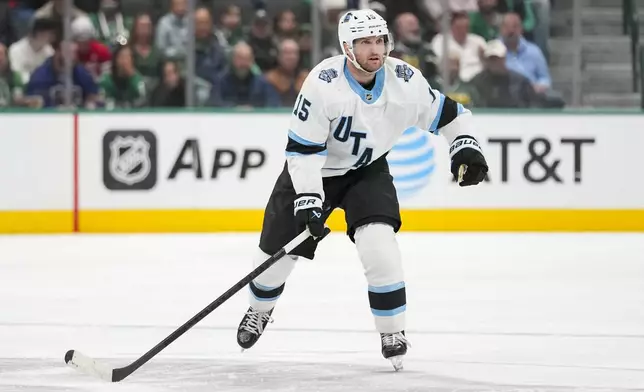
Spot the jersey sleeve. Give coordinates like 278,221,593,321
285,74,331,200
415,77,477,145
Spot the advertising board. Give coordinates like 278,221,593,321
76,112,644,232
0,114,74,233
393,115,640,209
1,111,642,233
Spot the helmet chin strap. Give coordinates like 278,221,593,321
346,47,383,76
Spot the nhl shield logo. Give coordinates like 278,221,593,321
109,136,151,185
103,130,157,190
365,92,373,101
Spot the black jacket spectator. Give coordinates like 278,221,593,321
0,3,17,47
211,42,279,107
150,60,186,107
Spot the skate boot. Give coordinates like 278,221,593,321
380,331,410,371
237,306,274,350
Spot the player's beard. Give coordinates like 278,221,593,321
357,55,384,73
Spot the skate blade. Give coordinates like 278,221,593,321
389,355,404,371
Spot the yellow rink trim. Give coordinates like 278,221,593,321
2,209,643,234
0,211,73,233
77,209,644,233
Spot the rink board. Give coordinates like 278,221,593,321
1,110,644,233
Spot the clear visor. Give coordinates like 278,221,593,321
349,33,394,53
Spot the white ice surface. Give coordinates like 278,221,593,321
0,232,643,391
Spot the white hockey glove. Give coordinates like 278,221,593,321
450,135,488,186
294,193,325,237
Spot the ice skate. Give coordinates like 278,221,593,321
237,307,274,351
380,331,410,371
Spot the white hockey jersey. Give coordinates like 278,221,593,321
286,55,475,200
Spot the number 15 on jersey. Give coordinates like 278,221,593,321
294,94,311,121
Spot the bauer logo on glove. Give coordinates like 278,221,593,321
449,135,488,187
293,194,325,237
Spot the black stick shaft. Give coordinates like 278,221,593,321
111,228,328,382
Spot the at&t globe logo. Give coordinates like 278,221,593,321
387,127,435,199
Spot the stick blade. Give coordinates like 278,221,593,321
65,349,115,382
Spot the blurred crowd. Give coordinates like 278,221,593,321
0,0,563,110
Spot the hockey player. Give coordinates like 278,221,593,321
236,9,488,370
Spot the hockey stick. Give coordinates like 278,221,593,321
64,226,330,382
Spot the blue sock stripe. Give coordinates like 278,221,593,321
368,282,405,293
371,305,406,317
249,281,284,301
252,281,278,291
249,286,280,302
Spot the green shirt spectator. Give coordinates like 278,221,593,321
132,47,162,81
90,0,133,46
0,69,24,107
128,13,162,90
99,71,146,108
469,0,536,41
0,42,24,107
99,45,146,108
213,4,245,55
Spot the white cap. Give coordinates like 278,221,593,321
484,39,507,58
71,16,96,41
337,9,394,74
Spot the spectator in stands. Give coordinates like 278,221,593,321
0,43,26,107
503,0,536,40
246,9,278,72
390,12,442,89
90,0,133,48
194,7,227,86
298,23,313,70
500,12,564,107
431,12,486,82
212,42,279,108
274,9,299,41
129,13,162,88
35,0,87,38
99,44,147,109
9,18,57,84
500,12,548,92
9,1,36,39
35,0,86,19
156,0,189,61
424,0,478,19
213,4,244,56
265,38,308,107
468,0,502,41
72,15,112,81
442,51,479,108
469,0,536,41
150,59,185,107
26,38,99,108
469,39,538,108
0,2,18,47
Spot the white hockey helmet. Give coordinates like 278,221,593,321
338,9,394,74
